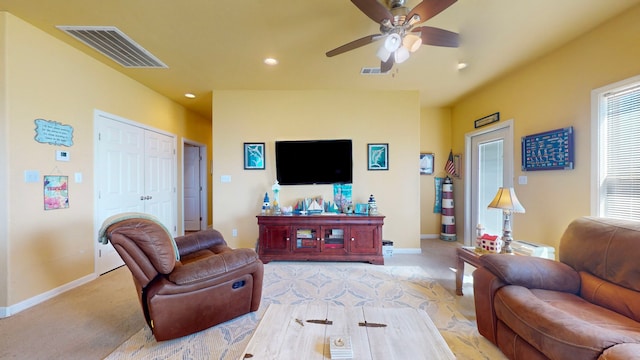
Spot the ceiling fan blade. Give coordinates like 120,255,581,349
351,0,393,24
407,0,457,25
413,26,459,47
326,34,382,57
381,57,394,73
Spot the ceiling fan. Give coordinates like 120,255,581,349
326,0,459,73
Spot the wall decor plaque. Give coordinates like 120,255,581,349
34,119,74,147
522,126,574,171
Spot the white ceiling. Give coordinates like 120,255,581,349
2,0,639,118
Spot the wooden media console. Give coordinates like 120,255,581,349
256,214,385,265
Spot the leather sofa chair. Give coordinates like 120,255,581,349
102,216,264,341
473,216,640,360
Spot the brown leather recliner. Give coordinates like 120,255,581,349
102,216,264,341
473,216,640,360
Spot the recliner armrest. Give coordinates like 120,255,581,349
480,254,581,294
169,248,260,285
175,229,228,256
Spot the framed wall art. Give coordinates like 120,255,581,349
367,143,388,170
521,126,574,171
44,175,69,210
474,112,500,128
244,142,265,170
420,153,434,175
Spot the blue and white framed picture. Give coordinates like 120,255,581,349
367,143,389,170
420,153,434,175
244,142,265,170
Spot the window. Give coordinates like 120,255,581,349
592,75,640,221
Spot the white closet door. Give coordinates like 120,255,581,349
96,115,145,274
144,130,176,234
95,112,177,275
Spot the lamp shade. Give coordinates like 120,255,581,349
376,45,392,62
384,33,402,52
403,34,422,52
487,187,525,213
394,46,410,63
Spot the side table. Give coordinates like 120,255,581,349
455,247,483,296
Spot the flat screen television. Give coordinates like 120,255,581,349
275,139,352,185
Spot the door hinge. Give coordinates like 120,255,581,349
99,249,102,257
98,132,101,141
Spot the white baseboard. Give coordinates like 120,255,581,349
393,248,422,254
0,272,97,318
421,234,439,240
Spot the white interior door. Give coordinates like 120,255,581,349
95,114,145,274
95,111,177,275
144,130,176,234
183,145,201,231
464,120,514,245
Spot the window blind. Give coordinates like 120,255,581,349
602,84,640,221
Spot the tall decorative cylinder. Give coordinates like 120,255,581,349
440,177,457,241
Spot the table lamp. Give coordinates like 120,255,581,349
487,187,525,254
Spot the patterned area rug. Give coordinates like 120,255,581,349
106,263,505,360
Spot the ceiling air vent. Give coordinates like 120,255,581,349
360,67,387,75
57,26,168,68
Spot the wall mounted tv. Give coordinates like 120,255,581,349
275,139,353,185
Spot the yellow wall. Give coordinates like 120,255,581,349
212,90,421,251
450,5,640,250
0,13,9,308
420,107,453,235
1,12,211,308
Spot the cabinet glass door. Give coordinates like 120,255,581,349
322,227,347,253
294,226,319,252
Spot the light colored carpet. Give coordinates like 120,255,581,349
106,262,505,360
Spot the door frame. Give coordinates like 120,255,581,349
94,109,178,274
463,119,514,245
182,138,208,232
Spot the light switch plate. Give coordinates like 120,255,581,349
24,170,40,183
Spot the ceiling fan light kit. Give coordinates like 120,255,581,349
327,0,459,72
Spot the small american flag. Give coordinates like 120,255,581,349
445,150,456,176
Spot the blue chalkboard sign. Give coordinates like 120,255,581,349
521,126,574,171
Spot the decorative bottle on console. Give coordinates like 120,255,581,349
368,194,378,215
272,180,281,215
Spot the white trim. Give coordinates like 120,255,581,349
392,248,422,254
590,74,640,216
464,119,514,246
420,234,439,240
0,273,97,318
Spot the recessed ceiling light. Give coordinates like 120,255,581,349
264,58,278,66
457,62,468,70
184,93,196,99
